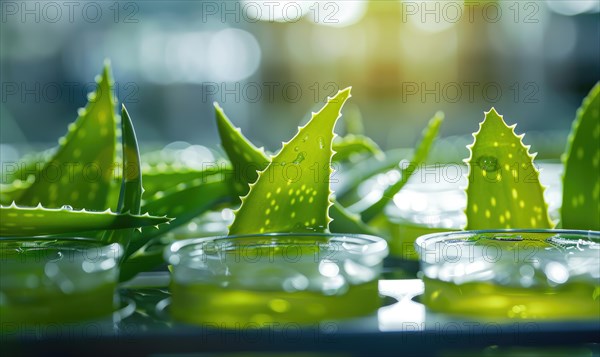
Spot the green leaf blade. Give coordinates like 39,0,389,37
116,104,143,215
0,180,33,205
360,112,444,222
124,176,236,257
17,63,117,211
229,88,352,235
103,105,144,247
329,201,378,235
465,108,553,230
0,204,170,237
215,91,374,235
142,164,231,198
2,148,56,185
334,148,410,203
215,102,269,195
332,134,383,162
561,82,600,230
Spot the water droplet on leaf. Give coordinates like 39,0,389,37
478,156,499,172
61,205,73,210
293,152,307,164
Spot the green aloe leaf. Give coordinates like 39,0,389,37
214,102,269,196
329,201,378,235
341,103,365,135
116,176,235,279
0,180,33,205
0,203,170,237
116,105,143,214
465,108,553,230
215,94,377,235
119,245,165,282
2,148,56,184
142,164,231,198
334,148,410,203
360,112,444,222
562,83,600,230
17,63,117,211
119,177,236,279
229,88,352,235
124,177,236,257
332,134,383,162
103,105,143,247
139,143,231,197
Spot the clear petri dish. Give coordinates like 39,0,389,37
415,229,599,320
164,233,389,327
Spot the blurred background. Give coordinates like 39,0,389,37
1,0,599,160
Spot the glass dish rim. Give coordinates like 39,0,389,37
414,228,600,251
0,236,123,259
165,232,389,264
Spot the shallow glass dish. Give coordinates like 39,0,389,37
165,233,389,328
0,237,122,327
415,229,599,320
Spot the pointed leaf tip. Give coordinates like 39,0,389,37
465,108,553,230
360,111,444,222
229,89,353,235
18,65,117,211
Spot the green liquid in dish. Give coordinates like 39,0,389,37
423,277,599,320
171,280,379,327
0,239,121,326
417,231,599,320
167,234,388,328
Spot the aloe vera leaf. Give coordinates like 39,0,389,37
0,179,33,205
103,105,143,247
329,201,378,235
229,88,352,235
561,83,600,230
216,97,377,235
139,143,230,197
332,134,384,162
17,63,117,211
342,103,365,135
214,102,269,195
119,246,164,282
116,105,143,214
120,207,232,281
360,112,444,222
0,203,170,237
142,163,232,198
465,108,553,230
1,147,56,184
124,177,236,257
334,148,411,203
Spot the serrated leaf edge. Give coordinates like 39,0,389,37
228,88,351,234
463,107,554,229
